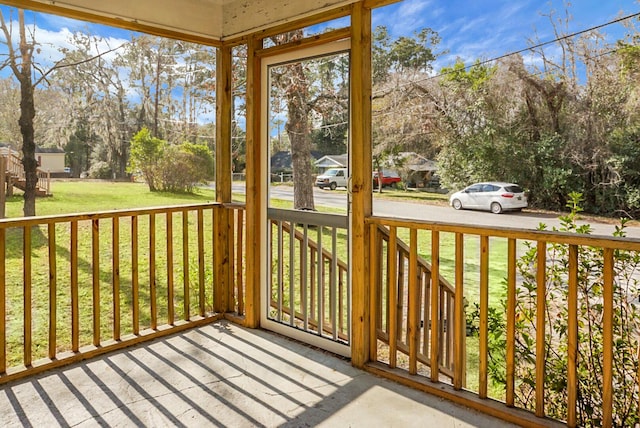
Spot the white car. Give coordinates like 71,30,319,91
449,182,527,214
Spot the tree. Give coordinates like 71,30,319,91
371,26,443,193
0,9,121,215
128,127,165,191
0,9,38,216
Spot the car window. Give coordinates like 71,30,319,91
337,170,344,176
466,185,481,193
482,184,498,192
504,185,524,193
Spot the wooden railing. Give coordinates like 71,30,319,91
269,208,349,344
3,153,51,195
370,223,457,381
0,203,245,384
366,215,640,427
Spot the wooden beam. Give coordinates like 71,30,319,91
243,36,263,328
214,44,233,314
232,5,351,43
349,1,372,369
255,28,351,58
0,0,221,46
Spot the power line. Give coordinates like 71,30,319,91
373,10,640,95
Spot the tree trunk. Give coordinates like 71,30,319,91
17,10,37,217
19,77,37,217
286,62,315,211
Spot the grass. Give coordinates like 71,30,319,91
5,181,218,218
3,181,220,367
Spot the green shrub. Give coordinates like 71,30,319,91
488,192,640,426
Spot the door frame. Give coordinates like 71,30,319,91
259,38,352,357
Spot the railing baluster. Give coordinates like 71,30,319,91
92,219,100,347
113,216,120,341
0,228,5,373
302,224,308,330
369,223,377,358
197,209,205,316
535,241,547,417
71,221,79,352
454,237,465,389
423,266,430,361
331,227,338,341
289,221,295,327
430,230,440,382
149,213,157,329
567,244,578,427
408,228,419,375
182,209,190,321
479,235,489,398
228,208,235,312
24,225,32,366
166,211,174,325
225,210,237,312
48,223,57,359
317,226,323,336
236,209,244,315
131,215,139,335
506,238,516,405
603,247,614,427
310,246,316,323
388,226,398,368
277,221,283,322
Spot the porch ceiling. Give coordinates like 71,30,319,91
16,0,363,41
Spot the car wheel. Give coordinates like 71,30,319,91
452,199,462,210
490,202,503,214
330,182,337,190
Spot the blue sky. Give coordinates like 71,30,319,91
2,1,637,70
375,0,638,67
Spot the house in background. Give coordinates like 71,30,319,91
393,151,439,189
36,146,66,174
314,153,348,174
270,150,322,181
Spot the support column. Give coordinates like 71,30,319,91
214,44,232,313
350,2,373,368
244,36,263,328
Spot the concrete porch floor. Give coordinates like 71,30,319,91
0,321,516,427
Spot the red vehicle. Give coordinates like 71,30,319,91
373,171,401,188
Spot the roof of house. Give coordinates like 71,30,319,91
395,152,438,172
314,154,348,168
271,150,322,171
35,147,65,154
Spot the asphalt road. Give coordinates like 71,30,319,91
232,183,640,239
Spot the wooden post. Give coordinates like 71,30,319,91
0,156,6,219
350,1,373,368
215,43,233,313
244,35,263,328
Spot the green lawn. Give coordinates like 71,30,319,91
5,181,218,218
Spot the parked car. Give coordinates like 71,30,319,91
449,182,527,214
373,171,401,188
315,168,348,190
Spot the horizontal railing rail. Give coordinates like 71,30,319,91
366,215,640,427
0,202,246,384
